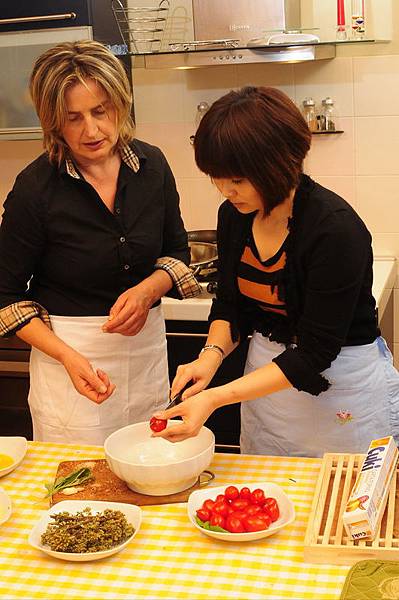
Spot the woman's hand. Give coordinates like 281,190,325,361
102,285,151,336
151,388,218,442
61,348,116,404
171,351,222,400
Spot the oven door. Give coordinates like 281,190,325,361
0,2,92,140
0,337,32,438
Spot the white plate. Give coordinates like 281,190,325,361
187,482,295,542
0,487,12,525
0,436,28,478
28,500,142,561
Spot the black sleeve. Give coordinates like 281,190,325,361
0,177,46,309
273,209,372,395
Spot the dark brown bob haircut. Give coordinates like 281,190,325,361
194,86,311,213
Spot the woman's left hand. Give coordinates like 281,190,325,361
102,286,151,335
151,389,218,443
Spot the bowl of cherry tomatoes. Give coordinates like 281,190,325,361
187,482,295,541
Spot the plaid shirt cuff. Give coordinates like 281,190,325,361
155,257,202,299
0,301,52,336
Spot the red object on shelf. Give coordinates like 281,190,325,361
337,0,346,26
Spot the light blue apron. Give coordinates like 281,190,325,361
240,333,399,457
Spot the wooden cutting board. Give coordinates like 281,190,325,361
50,459,214,507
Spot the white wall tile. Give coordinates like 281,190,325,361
355,116,399,175
294,57,354,118
356,176,399,233
354,55,399,116
182,65,238,122
236,63,295,99
311,175,357,208
304,117,354,176
132,68,185,124
134,121,200,178
176,177,221,231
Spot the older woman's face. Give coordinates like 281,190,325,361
61,78,118,166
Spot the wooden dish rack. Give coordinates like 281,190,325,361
304,452,399,565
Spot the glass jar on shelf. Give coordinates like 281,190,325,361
321,97,337,131
302,97,317,132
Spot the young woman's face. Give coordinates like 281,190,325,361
61,78,118,166
212,177,265,215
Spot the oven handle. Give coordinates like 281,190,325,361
0,13,77,26
0,361,29,374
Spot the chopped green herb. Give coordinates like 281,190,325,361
41,507,134,553
44,467,93,499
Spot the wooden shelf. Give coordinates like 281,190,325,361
312,130,344,135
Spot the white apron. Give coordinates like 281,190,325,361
28,305,169,445
240,332,399,457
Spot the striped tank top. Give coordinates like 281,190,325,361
237,232,287,316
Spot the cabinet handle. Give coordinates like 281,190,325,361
0,361,29,374
0,13,77,25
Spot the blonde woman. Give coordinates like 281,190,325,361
0,40,199,445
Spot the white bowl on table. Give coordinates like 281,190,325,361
0,436,28,478
187,482,295,542
28,500,142,562
104,420,215,495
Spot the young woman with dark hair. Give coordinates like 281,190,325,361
152,86,399,457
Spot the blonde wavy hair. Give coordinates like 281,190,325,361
29,40,135,165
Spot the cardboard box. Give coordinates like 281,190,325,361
343,436,398,541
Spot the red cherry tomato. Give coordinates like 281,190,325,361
212,500,230,517
243,514,271,532
231,498,250,512
209,513,226,529
250,489,266,506
264,497,280,522
196,508,211,522
149,417,167,432
224,486,239,501
244,504,263,516
225,515,246,533
203,499,215,513
240,487,251,500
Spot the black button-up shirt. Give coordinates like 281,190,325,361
0,139,190,316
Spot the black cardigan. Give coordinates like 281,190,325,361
209,175,379,395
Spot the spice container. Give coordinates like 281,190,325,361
321,97,336,132
302,98,317,132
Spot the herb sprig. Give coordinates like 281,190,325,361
44,467,93,499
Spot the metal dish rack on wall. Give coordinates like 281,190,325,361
111,0,170,54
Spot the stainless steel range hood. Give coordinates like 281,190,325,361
133,42,335,69
114,0,336,70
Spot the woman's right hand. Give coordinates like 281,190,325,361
171,351,222,400
61,348,116,404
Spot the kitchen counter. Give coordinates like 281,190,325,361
162,256,397,321
0,442,350,599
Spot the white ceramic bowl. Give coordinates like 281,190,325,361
0,487,12,525
0,436,28,478
104,420,215,495
28,500,142,562
187,482,295,542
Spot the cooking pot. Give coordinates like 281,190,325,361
188,229,216,244
189,241,218,277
